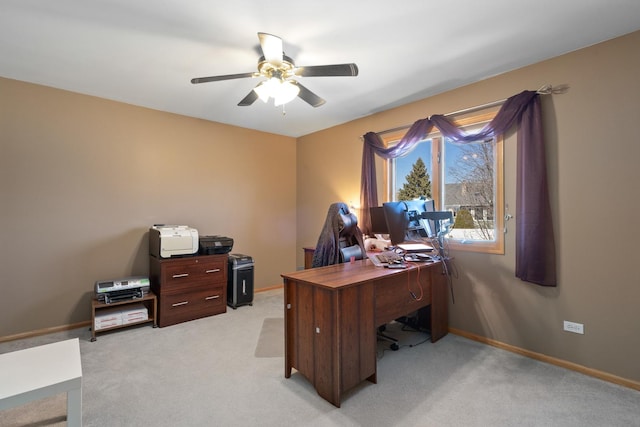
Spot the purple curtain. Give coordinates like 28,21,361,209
360,90,557,286
360,118,433,238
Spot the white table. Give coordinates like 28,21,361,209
0,338,82,426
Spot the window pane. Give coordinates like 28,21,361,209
383,110,504,254
392,140,432,201
443,137,496,242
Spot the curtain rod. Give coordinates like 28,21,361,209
375,84,563,137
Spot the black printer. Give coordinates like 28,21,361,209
199,235,234,255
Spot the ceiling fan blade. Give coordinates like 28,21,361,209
238,89,259,106
295,63,359,78
293,81,326,107
191,72,255,84
258,32,283,66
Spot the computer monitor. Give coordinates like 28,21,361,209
382,200,433,245
369,206,389,235
382,202,408,245
420,210,454,259
405,199,435,238
421,211,454,237
404,199,434,213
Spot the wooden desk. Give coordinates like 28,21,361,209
281,259,448,407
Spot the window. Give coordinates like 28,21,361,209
384,111,504,254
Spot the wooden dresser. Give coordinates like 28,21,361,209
303,247,315,269
149,254,228,327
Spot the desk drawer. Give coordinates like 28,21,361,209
375,275,431,326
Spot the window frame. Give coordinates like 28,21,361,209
382,111,504,254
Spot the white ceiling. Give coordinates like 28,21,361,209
2,1,640,137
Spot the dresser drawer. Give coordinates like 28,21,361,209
157,284,226,327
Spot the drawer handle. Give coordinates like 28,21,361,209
171,301,188,307
205,295,220,300
172,273,189,278
205,269,220,274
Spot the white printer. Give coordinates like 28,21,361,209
149,225,199,258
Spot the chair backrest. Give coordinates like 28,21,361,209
340,244,363,263
313,202,365,267
337,208,363,262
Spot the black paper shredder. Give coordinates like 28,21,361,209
227,253,254,309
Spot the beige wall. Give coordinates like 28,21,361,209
2,30,639,384
297,31,640,383
0,78,296,336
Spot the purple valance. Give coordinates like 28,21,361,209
360,90,556,286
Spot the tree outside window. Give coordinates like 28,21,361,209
397,157,431,200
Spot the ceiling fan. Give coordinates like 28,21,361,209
191,32,358,108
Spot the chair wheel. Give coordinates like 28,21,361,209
390,343,399,351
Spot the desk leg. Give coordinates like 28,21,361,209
284,280,293,379
367,372,377,384
430,268,449,342
67,386,82,427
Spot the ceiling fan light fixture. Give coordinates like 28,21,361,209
253,79,275,103
253,78,300,106
273,80,300,106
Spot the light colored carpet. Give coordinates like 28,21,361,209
0,394,66,427
1,288,638,427
254,317,284,358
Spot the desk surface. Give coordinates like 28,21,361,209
282,258,442,290
0,338,82,405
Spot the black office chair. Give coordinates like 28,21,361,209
377,325,400,351
337,207,364,263
311,203,365,267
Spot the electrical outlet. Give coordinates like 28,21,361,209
563,321,584,334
